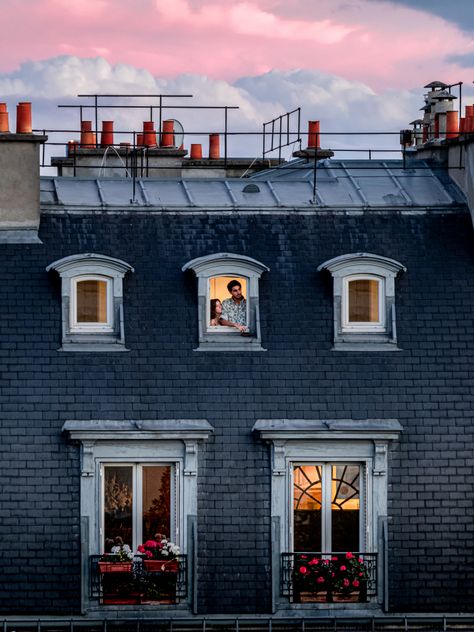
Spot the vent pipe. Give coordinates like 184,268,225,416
209,133,220,159
0,104,9,133
161,120,174,147
307,120,320,149
190,144,202,159
16,102,32,133
100,121,114,147
143,121,157,147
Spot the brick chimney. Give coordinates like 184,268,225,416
0,103,47,242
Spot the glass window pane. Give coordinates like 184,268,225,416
331,465,360,552
348,279,379,322
77,279,108,323
142,466,171,541
293,465,322,551
104,466,133,551
209,276,247,327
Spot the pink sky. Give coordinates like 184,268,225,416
1,0,474,90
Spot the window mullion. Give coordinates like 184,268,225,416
135,465,142,551
322,463,332,553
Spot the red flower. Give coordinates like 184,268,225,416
332,556,338,561
343,578,350,587
145,550,153,558
322,559,329,566
353,580,360,587
308,558,319,566
145,540,158,548
340,565,346,571
300,555,307,559
345,552,353,560
358,557,364,563
359,572,364,576
299,566,308,575
317,576,325,584
137,545,145,553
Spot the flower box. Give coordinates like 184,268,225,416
143,559,178,573
98,561,132,573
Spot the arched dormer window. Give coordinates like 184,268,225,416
46,253,134,352
317,253,406,351
182,253,269,351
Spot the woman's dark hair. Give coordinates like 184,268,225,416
210,299,220,320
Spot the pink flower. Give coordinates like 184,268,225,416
331,572,335,577
308,558,319,566
340,565,346,572
353,580,360,587
145,540,158,548
317,577,325,584
359,572,364,576
358,557,364,563
299,566,308,575
343,578,350,587
322,559,329,566
345,552,353,560
300,555,307,559
137,545,145,553
145,550,153,558
331,556,338,561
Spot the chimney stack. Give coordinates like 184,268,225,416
0,101,46,242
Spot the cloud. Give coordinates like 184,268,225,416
366,0,474,33
1,0,474,91
0,55,434,164
446,52,474,69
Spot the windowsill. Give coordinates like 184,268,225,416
333,341,401,352
59,342,129,353
195,330,266,352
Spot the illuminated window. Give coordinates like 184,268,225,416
46,253,134,351
293,463,362,553
318,253,406,350
182,253,268,351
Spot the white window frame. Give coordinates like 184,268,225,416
100,462,178,552
342,274,385,333
205,274,250,334
317,253,406,351
62,418,213,613
70,275,114,334
46,253,134,352
182,253,269,351
290,461,366,554
252,418,402,612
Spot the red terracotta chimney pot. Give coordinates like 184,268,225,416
100,120,114,147
307,120,320,149
209,133,220,159
190,144,203,160
16,102,32,133
161,119,174,147
0,111,9,133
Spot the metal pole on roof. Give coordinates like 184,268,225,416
312,152,317,204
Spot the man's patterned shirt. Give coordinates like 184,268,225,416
221,298,247,325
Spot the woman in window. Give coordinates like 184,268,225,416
210,298,223,326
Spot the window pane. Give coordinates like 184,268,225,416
77,279,108,323
293,465,322,551
209,276,247,327
348,279,379,322
331,465,360,552
104,466,133,551
142,466,171,541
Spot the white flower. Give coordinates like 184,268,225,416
111,546,120,554
162,549,169,556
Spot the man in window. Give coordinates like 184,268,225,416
220,280,248,333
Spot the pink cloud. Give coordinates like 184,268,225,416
0,0,473,90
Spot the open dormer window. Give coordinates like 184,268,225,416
318,253,406,351
46,253,134,352
182,253,269,351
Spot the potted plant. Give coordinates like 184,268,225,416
99,539,134,573
137,536,180,572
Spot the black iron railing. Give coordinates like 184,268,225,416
282,552,377,603
90,554,187,605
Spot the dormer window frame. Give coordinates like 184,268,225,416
46,253,134,352
318,253,406,351
182,253,269,352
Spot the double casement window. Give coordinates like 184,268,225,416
182,253,269,351
46,253,134,351
253,418,402,609
318,253,406,351
293,463,363,554
102,463,177,552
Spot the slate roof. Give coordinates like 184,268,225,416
39,159,466,211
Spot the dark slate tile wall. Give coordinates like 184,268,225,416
0,210,473,614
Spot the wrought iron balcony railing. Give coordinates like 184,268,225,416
281,552,377,604
90,554,187,605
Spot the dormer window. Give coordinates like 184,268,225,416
182,253,269,351
318,253,406,351
71,276,113,333
46,254,134,352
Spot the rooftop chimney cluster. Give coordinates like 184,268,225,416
0,102,33,135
